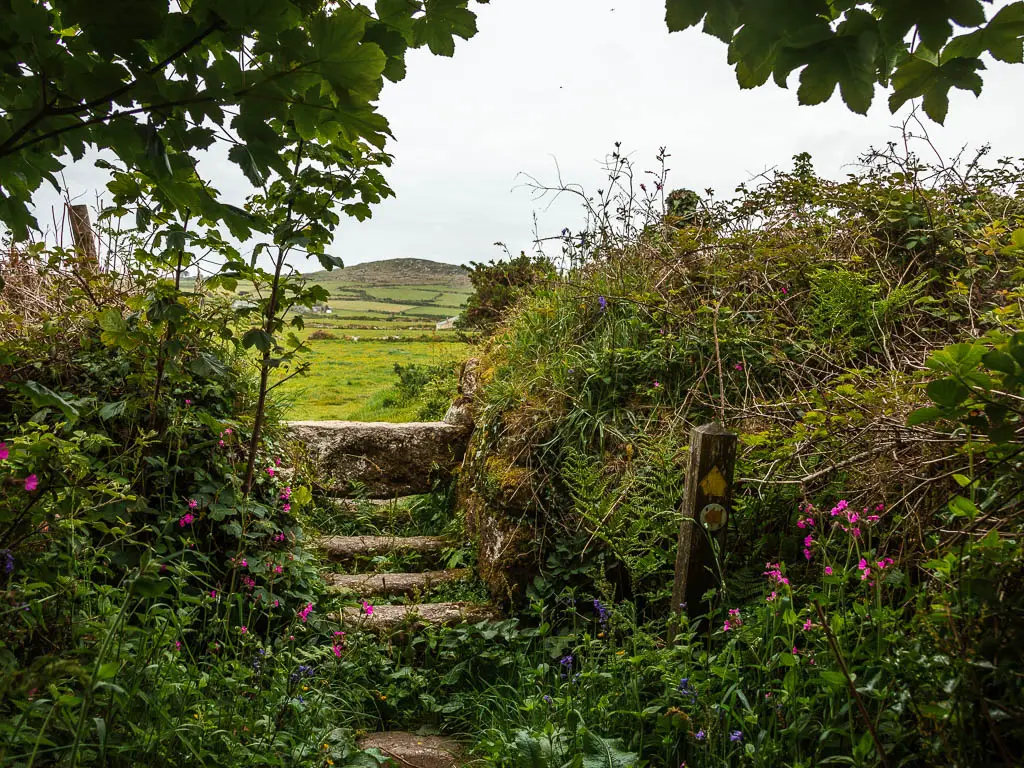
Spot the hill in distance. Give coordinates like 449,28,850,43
308,258,471,289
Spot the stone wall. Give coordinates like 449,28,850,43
288,420,471,498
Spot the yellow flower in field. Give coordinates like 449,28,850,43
615,650,625,656
323,744,329,750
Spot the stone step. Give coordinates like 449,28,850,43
325,569,470,597
359,732,465,768
336,601,498,632
288,420,470,498
317,535,447,561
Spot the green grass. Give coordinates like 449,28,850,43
273,337,471,421
327,299,415,313
361,286,444,302
400,305,460,318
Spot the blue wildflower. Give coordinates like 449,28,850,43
593,598,609,626
730,730,743,742
695,729,706,741
678,677,696,699
598,296,607,311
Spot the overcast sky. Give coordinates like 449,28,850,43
33,0,1023,270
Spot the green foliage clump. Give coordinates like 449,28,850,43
459,143,1024,764
0,255,374,766
458,252,556,334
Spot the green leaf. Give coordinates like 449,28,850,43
907,406,944,426
820,670,848,688
99,400,127,421
982,350,1017,375
948,495,979,519
666,0,711,32
242,329,273,353
926,378,970,407
130,575,169,597
16,380,80,422
580,730,639,768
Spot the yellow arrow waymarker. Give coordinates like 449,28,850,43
699,466,728,498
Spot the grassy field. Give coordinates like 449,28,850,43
260,259,475,420
273,334,470,421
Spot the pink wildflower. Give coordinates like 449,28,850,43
218,439,226,448
210,590,217,599
179,512,195,527
299,602,314,622
803,619,812,631
781,286,788,294
240,559,248,568
766,591,777,602
224,428,232,435
723,620,732,632
24,474,38,492
188,499,198,509
274,565,283,574
185,399,192,406
764,562,790,586
824,566,833,576
734,363,744,371
266,466,275,477
653,381,661,389
282,503,291,513
175,640,181,650
240,626,247,634
273,599,279,608
280,487,292,500
362,600,374,617
0,442,8,461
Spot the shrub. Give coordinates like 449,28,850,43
457,142,1024,764
0,250,365,766
457,252,556,334
307,329,337,340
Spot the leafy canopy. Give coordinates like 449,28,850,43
665,0,1024,122
0,0,485,237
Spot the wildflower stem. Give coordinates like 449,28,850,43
813,599,891,768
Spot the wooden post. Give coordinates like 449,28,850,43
671,422,737,625
68,204,98,267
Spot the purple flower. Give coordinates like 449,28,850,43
24,474,38,492
0,442,8,461
2,549,13,574
730,730,743,742
593,598,609,626
694,728,706,741
598,296,607,311
678,678,696,699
